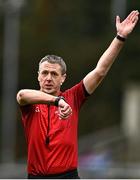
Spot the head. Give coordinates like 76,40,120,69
38,55,67,96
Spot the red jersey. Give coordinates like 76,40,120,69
20,81,88,175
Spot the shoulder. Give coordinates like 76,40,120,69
63,80,90,97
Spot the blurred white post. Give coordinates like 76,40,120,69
1,0,25,162
111,0,127,24
122,84,140,161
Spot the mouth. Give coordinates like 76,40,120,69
44,84,53,90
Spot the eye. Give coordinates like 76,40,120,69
51,72,58,76
41,70,48,75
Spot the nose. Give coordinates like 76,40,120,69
46,73,52,81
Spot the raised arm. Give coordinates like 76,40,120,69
16,89,72,119
83,10,139,94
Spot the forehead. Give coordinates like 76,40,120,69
39,62,62,72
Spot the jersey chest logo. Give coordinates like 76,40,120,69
35,107,40,112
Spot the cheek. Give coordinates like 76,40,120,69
38,77,45,84
54,78,62,84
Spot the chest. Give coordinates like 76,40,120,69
32,104,77,132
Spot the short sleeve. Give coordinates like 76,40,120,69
64,80,89,109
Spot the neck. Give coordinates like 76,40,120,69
40,89,60,97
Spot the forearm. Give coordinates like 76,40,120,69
17,89,56,106
83,37,124,94
96,36,124,76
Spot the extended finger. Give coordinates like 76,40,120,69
131,16,139,27
128,10,139,21
131,12,139,23
127,10,137,20
116,15,120,27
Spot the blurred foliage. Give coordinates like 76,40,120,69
0,0,140,159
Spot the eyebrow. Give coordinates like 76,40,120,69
41,69,59,74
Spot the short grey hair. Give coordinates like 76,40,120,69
39,55,67,75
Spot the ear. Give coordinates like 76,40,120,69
61,73,66,84
38,71,40,82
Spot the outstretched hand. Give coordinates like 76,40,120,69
116,10,139,38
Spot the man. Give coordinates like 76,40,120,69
17,10,139,178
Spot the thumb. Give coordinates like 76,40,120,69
116,15,120,26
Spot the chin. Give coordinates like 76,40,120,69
44,89,55,95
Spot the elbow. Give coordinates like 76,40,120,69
95,68,107,79
96,63,110,78
16,90,27,105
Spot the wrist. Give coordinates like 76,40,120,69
116,34,126,42
54,96,65,106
